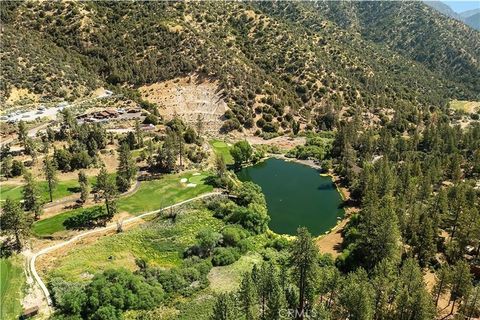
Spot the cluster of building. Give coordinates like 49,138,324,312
76,107,142,123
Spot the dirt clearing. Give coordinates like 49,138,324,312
139,74,228,134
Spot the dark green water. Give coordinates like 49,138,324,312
237,158,344,236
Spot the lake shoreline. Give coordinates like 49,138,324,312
246,154,357,257
238,155,348,237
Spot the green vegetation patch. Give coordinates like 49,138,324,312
207,252,263,293
46,208,223,282
175,293,216,320
210,140,234,165
0,176,99,203
450,99,479,113
32,207,84,237
0,185,23,202
32,172,213,237
117,172,213,215
0,256,25,320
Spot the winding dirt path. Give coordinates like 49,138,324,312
27,191,223,314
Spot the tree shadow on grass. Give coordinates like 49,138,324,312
63,207,113,230
67,186,81,193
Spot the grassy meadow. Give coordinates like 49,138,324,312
0,256,25,320
45,208,223,282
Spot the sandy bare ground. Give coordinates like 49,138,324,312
315,219,349,257
314,169,357,257
424,270,460,319
246,135,306,150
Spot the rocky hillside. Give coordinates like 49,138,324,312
1,1,479,133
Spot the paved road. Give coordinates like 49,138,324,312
29,191,222,308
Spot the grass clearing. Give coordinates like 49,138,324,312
450,100,479,113
32,172,213,237
207,252,263,293
46,208,223,282
209,140,234,165
0,256,25,320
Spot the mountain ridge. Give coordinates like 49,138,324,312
423,1,480,30
1,1,478,132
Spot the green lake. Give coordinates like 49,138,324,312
237,158,344,236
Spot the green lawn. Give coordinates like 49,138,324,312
0,256,25,320
117,172,213,215
46,208,223,282
209,140,234,165
32,206,85,237
32,172,213,237
1,176,100,203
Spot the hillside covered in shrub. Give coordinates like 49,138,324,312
1,1,478,132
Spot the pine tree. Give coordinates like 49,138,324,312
463,285,479,320
18,120,28,147
449,260,473,315
43,155,58,202
356,195,401,270
255,262,271,319
156,135,176,172
211,293,238,320
96,167,117,217
135,119,144,148
116,143,137,192
22,171,42,219
238,272,255,320
266,266,284,320
371,259,398,319
145,139,155,169
338,268,375,320
433,264,452,307
394,258,435,320
414,208,437,267
1,155,12,178
78,170,90,204
0,198,32,250
448,183,467,241
339,142,357,184
290,227,318,320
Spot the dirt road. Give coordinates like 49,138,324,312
27,191,222,315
